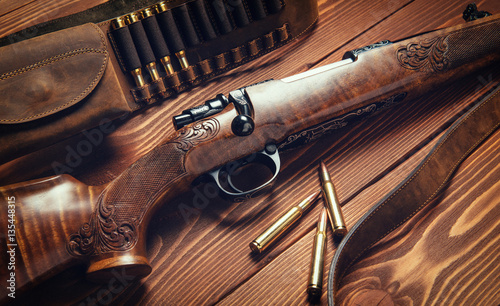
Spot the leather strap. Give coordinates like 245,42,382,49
0,0,186,46
327,84,500,305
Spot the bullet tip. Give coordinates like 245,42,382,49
318,161,331,183
310,189,322,202
318,208,328,231
320,207,328,220
319,160,327,172
298,190,322,211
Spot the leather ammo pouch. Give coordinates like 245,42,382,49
0,0,318,164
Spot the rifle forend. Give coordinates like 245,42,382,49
1,12,499,298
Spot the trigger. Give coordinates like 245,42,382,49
208,144,281,201
227,144,280,195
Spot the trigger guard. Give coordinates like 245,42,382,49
208,147,281,201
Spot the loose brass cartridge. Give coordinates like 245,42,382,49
250,191,321,254
319,161,347,238
307,208,328,297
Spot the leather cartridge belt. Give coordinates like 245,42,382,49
0,0,318,164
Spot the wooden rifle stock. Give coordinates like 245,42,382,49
1,14,499,299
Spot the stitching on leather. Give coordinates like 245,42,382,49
225,0,237,28
107,30,127,70
247,40,259,56
335,89,500,285
242,0,253,23
0,23,109,123
261,0,269,16
295,15,316,38
2,53,109,123
198,59,213,75
205,0,219,36
0,48,107,80
254,37,263,51
181,67,198,82
186,23,291,81
184,25,288,82
231,46,244,63
214,52,229,69
186,3,203,44
90,23,107,48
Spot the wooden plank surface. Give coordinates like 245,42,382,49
0,0,34,18
0,0,108,38
0,0,499,305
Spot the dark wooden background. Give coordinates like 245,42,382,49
1,0,499,305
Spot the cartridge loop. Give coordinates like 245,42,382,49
108,0,309,106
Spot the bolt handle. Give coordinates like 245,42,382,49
228,88,255,136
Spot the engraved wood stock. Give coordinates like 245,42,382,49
0,14,499,297
0,118,232,296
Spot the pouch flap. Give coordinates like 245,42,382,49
0,23,108,124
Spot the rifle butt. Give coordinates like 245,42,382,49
0,175,103,298
1,119,226,297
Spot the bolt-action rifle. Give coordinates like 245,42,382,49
1,10,499,300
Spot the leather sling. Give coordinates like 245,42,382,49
327,84,500,305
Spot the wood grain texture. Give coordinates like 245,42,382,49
0,0,34,17
0,175,102,298
337,130,500,305
0,0,108,39
0,0,499,305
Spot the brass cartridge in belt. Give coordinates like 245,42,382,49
130,68,146,87
113,16,128,29
112,15,146,87
156,0,169,13
126,12,161,82
307,208,328,297
141,7,175,75
155,1,189,69
175,50,189,69
319,161,347,238
159,56,175,75
142,6,154,18
250,191,321,254
127,11,140,23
